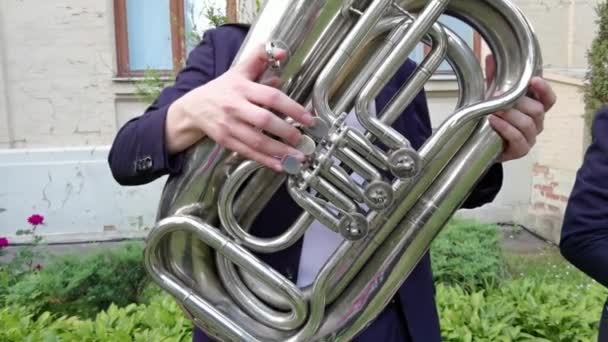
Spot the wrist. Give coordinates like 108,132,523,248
166,99,202,154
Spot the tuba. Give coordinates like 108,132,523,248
144,0,542,341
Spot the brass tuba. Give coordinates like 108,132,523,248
144,0,542,340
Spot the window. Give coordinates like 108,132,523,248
114,3,479,77
113,0,235,77
410,15,482,74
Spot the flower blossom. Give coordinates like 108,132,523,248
0,237,8,248
27,214,44,226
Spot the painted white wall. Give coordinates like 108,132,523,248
0,147,165,242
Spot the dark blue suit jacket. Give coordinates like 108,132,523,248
560,106,608,288
108,24,504,342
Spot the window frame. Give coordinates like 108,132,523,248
113,1,482,77
113,0,237,77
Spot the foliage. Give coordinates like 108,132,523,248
0,295,192,342
437,276,606,341
1,219,606,341
0,213,47,305
437,233,607,341
203,3,228,28
185,1,227,48
430,219,506,291
431,220,607,341
584,1,608,133
134,69,170,106
0,267,11,306
4,242,149,319
9,214,46,277
2,263,604,341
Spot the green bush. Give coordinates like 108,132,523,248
437,276,606,342
431,219,506,291
0,219,605,341
0,295,192,342
0,267,11,306
584,1,608,133
4,242,149,319
431,220,606,341
2,272,604,341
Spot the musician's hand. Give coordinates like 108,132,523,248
165,44,314,172
484,55,556,162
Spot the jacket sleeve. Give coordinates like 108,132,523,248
461,163,503,209
560,107,608,287
107,31,217,186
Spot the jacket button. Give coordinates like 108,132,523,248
285,268,294,280
135,156,153,172
144,156,153,169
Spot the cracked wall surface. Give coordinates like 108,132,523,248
0,0,118,148
0,147,165,239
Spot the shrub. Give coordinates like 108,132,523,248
584,1,608,134
5,242,149,319
0,295,192,342
0,213,47,306
0,219,605,341
2,273,604,341
437,276,606,341
437,245,608,341
431,219,506,291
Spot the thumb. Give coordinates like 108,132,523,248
485,54,496,88
233,43,287,81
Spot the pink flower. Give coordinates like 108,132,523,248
0,237,8,248
27,214,44,226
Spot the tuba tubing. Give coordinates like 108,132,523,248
144,0,542,340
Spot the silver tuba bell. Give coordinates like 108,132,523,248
144,0,542,341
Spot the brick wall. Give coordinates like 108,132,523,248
522,74,587,243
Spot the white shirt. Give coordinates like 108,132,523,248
296,102,376,287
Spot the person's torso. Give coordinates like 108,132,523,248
194,23,441,342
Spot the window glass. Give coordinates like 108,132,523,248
126,0,173,70
409,15,475,73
